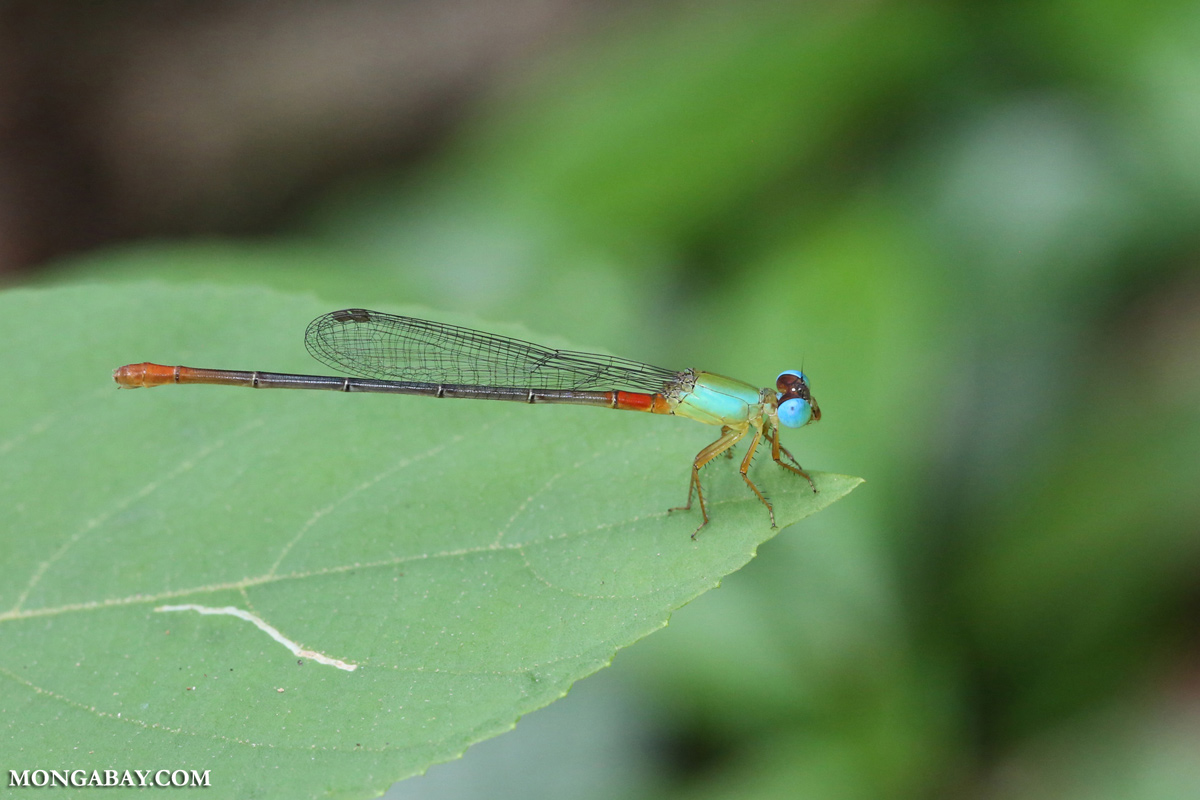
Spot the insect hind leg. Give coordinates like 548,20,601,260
669,426,745,538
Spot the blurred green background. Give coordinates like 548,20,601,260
6,1,1199,798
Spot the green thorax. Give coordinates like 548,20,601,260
669,371,764,426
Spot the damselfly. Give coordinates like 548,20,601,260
114,309,821,537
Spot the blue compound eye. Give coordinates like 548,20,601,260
778,397,812,428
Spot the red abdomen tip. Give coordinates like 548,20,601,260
113,363,175,388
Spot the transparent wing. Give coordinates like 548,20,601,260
304,309,681,393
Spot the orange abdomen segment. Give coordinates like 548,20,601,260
613,391,672,413
113,363,179,388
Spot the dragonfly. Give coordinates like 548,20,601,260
114,309,821,537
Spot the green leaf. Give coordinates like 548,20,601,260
0,283,860,798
